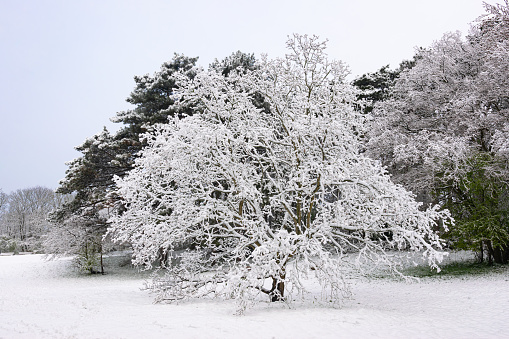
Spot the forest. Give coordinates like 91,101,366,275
1,1,508,314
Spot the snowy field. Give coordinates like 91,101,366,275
0,253,508,339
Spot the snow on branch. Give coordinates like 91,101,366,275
107,34,450,313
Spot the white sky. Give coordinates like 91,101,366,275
0,0,497,193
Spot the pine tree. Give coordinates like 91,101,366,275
49,55,200,270
49,52,261,271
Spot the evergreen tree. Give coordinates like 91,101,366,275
352,65,400,114
49,55,200,270
49,52,260,270
351,57,418,113
209,50,258,76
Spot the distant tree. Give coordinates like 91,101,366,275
367,1,509,263
108,34,450,312
1,187,57,252
0,189,9,253
0,189,7,214
45,213,106,273
367,31,481,196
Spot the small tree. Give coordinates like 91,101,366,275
45,213,107,274
108,34,450,312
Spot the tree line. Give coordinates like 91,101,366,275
0,187,71,253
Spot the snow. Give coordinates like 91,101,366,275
0,253,508,339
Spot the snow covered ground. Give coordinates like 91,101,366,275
0,252,508,339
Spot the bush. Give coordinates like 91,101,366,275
0,235,20,253
73,240,103,274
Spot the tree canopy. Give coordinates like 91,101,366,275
108,34,450,312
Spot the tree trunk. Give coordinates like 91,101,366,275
491,246,509,264
479,241,484,263
486,240,494,265
158,247,169,267
100,245,104,275
486,241,509,264
270,275,285,302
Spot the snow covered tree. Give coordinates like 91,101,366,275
0,189,7,209
351,59,417,114
0,189,11,253
0,189,7,222
367,2,509,263
209,51,258,76
45,212,106,273
352,65,399,114
108,34,450,312
1,187,59,252
112,53,200,147
367,31,482,199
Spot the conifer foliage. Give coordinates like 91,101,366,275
48,55,200,270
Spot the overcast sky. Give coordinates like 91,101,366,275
0,0,496,194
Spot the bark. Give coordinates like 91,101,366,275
270,275,286,302
486,240,509,264
157,247,169,267
100,245,104,275
479,241,484,263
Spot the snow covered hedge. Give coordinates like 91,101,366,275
107,34,451,312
